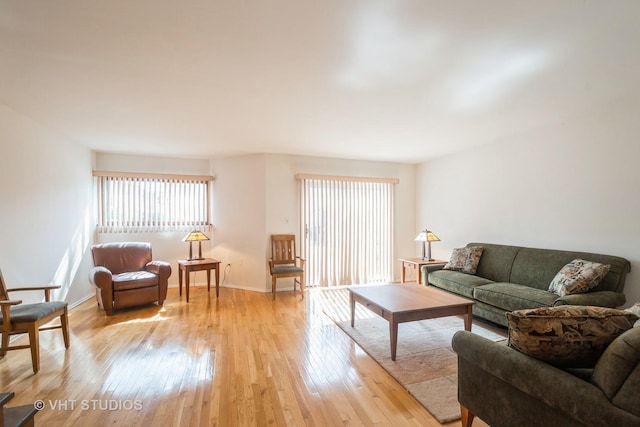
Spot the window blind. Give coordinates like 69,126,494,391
95,171,213,233
299,175,395,286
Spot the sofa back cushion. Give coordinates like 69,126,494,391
466,243,520,282
591,327,640,417
468,243,630,293
91,242,153,275
510,248,630,292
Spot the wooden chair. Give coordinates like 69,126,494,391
269,234,305,300
0,391,38,427
0,269,70,373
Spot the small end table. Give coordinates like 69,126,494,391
399,258,447,284
177,258,221,302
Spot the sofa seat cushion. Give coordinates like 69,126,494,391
474,282,558,311
429,270,494,298
112,271,158,291
506,306,638,368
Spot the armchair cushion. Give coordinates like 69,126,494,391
112,271,158,291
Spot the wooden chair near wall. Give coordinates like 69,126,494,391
269,234,305,300
0,269,70,373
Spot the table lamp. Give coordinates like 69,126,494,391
183,230,210,260
414,229,440,261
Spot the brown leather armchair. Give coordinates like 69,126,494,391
89,242,171,315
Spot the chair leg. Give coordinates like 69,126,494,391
272,276,277,300
27,323,40,373
300,272,305,299
61,307,70,349
0,331,8,358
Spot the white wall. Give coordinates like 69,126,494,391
210,154,267,290
417,108,640,306
0,105,94,306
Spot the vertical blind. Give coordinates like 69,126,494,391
299,175,396,286
95,172,213,233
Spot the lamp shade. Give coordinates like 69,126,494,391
414,230,440,242
183,230,210,242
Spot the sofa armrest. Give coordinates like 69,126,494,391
452,331,639,426
421,263,446,285
554,290,626,308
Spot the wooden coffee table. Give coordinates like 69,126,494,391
349,284,474,361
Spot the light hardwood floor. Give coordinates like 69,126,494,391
0,286,490,426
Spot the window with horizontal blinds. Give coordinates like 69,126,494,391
94,171,213,233
299,175,395,286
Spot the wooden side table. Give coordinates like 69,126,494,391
399,258,447,284
177,258,221,302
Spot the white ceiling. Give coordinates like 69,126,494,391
1,1,639,164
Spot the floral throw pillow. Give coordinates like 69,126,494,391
548,259,610,296
506,306,638,368
443,246,483,275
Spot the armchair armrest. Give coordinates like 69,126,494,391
6,285,61,302
554,291,626,308
0,299,23,306
89,266,112,288
145,260,171,276
0,299,23,327
145,261,172,305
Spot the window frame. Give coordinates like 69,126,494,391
93,170,214,233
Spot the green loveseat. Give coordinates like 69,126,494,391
421,242,630,327
452,327,640,426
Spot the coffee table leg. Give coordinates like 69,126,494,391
390,317,398,361
350,292,355,327
464,305,473,331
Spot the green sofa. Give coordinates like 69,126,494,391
452,327,640,427
421,242,631,327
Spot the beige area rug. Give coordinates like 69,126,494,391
316,287,506,424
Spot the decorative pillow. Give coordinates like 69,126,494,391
443,246,483,274
506,306,638,368
548,259,610,296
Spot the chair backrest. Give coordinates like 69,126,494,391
0,269,9,301
91,242,153,274
271,234,298,266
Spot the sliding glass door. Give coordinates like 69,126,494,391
299,176,395,287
